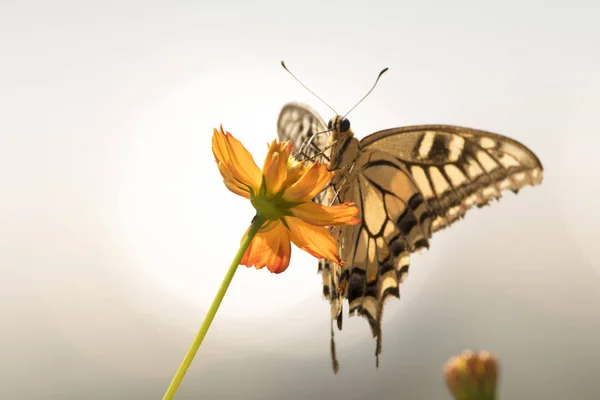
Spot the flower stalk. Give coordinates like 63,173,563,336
161,125,360,398
162,214,266,400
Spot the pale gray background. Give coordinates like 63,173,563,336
1,0,599,399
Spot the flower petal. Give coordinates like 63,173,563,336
262,140,292,195
240,220,291,274
291,201,360,226
212,126,262,192
286,216,341,264
217,161,251,199
282,157,308,187
282,161,334,202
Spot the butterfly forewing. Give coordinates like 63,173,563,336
360,126,544,232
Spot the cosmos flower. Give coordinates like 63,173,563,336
212,125,360,273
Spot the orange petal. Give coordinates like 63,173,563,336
286,216,341,263
240,220,291,274
217,161,251,199
283,157,309,187
211,126,262,192
291,201,360,226
262,140,290,195
282,161,334,202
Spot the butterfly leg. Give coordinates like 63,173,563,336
301,140,335,163
328,163,356,206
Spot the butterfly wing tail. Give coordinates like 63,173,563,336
319,258,344,372
330,321,340,374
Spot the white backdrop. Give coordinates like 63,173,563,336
1,1,599,399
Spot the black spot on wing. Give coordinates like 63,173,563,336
408,192,424,209
398,264,409,276
347,271,366,305
420,211,435,224
382,285,400,300
380,260,395,275
415,238,430,250
398,211,418,235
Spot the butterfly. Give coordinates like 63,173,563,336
277,102,544,373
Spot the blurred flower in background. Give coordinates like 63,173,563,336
444,350,499,400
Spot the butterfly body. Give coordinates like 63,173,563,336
277,103,543,372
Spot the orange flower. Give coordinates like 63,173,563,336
444,350,499,400
212,125,360,273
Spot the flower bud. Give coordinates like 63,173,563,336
444,350,499,400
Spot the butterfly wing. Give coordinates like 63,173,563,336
360,125,544,232
330,147,435,367
277,103,329,156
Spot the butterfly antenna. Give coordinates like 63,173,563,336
281,61,337,115
343,67,389,119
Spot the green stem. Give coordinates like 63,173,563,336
162,214,266,400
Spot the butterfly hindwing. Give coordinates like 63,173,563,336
332,147,435,365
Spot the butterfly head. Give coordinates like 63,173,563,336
327,116,351,134
327,115,355,146
326,115,358,172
